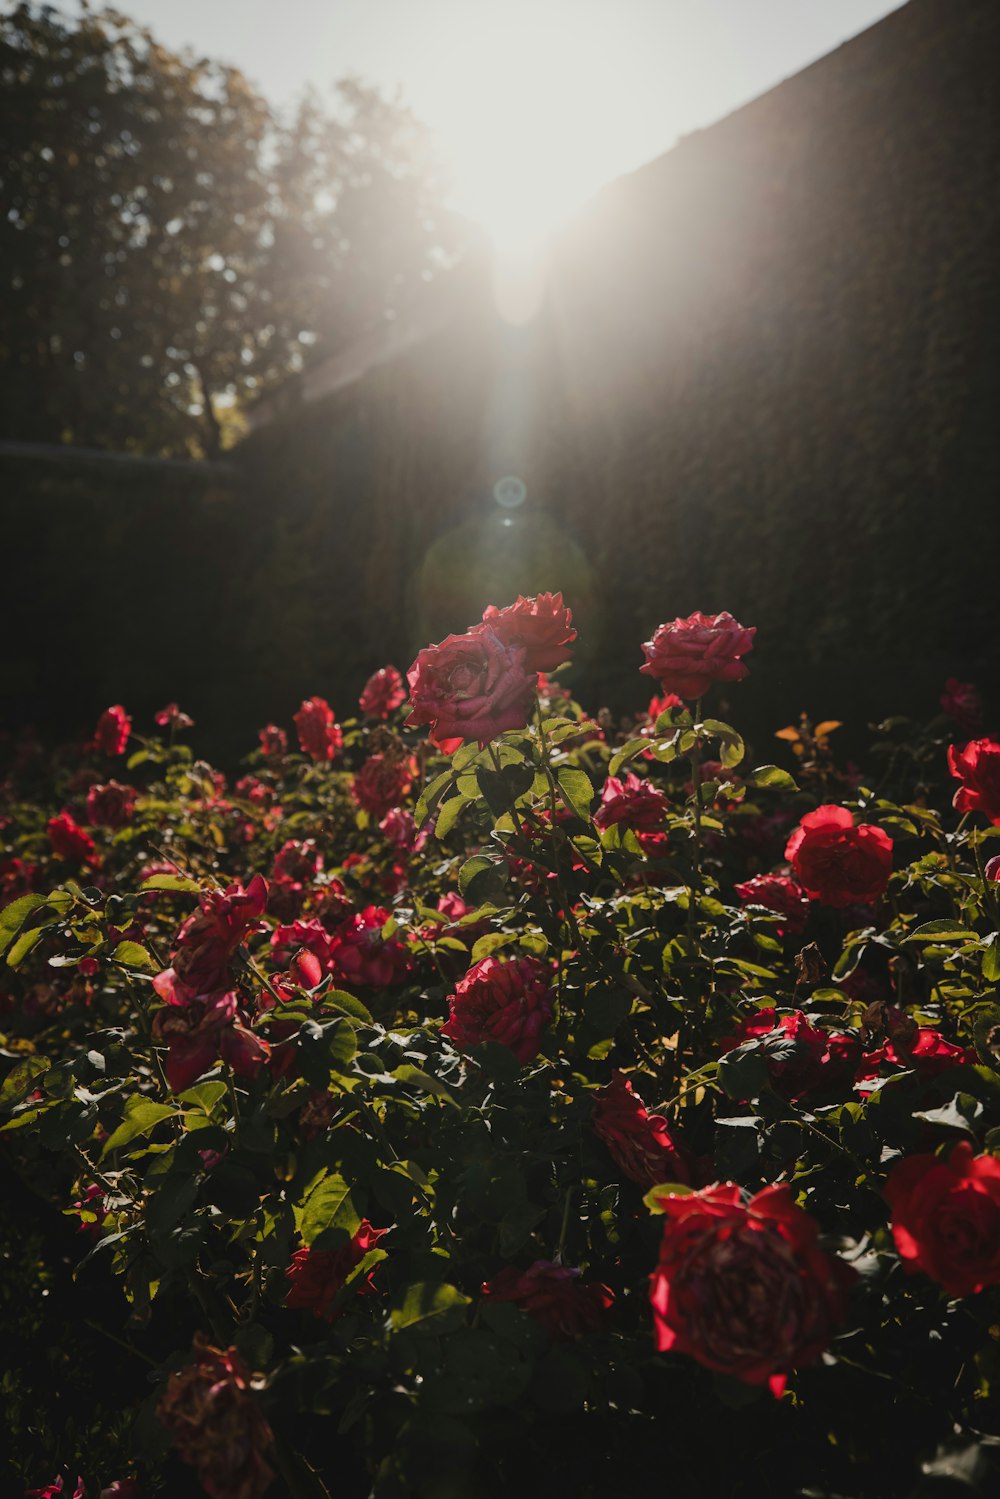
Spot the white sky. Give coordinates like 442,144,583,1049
55,0,905,244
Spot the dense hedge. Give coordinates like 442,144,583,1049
2,598,999,1498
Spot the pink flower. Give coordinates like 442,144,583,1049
153,875,268,1005
593,771,668,833
153,991,270,1093
481,592,577,673
593,1071,690,1187
155,702,194,730
359,666,406,718
86,781,137,830
639,612,755,700
293,697,342,762
441,954,553,1065
258,724,288,758
328,906,411,989
406,627,537,746
284,1221,388,1319
733,873,810,935
48,812,98,866
482,1260,613,1339
93,705,131,755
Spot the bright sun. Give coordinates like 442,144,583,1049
426,4,633,252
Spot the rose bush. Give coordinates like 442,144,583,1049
1,597,998,1498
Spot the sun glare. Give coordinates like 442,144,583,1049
427,4,630,253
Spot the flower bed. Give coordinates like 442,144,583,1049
1,602,999,1498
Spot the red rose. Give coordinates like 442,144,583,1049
885,1141,1000,1297
258,724,287,758
284,1221,388,1319
441,954,552,1064
379,807,417,849
93,704,131,755
785,805,892,908
47,812,98,866
359,666,406,718
593,771,669,833
153,875,268,1005
86,781,137,829
482,1260,613,1339
406,627,537,746
157,1334,274,1499
155,702,194,731
985,854,1000,882
153,991,270,1093
351,754,414,819
734,874,810,935
593,1071,690,1187
25,1480,85,1499
293,697,342,762
639,612,755,701
721,1009,834,1101
940,679,982,739
328,905,411,989
481,592,577,673
649,1182,854,1395
948,738,1000,824
855,1026,971,1093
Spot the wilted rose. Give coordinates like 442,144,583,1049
157,1335,274,1499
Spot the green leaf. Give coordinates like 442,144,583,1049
702,719,745,770
459,855,508,906
981,932,1000,984
556,767,594,822
435,793,473,840
415,767,456,828
0,894,46,957
102,1097,178,1157
1,1055,49,1107
112,940,156,971
297,1172,360,1244
608,738,650,776
746,765,798,791
322,989,374,1024
6,925,46,968
140,873,202,893
390,1281,471,1334
903,921,976,944
394,1064,460,1106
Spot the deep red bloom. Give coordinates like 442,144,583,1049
155,702,194,731
940,679,982,739
985,854,1000,882
482,1260,613,1339
270,917,336,973
293,697,343,762
649,1183,854,1395
855,1027,971,1092
406,627,537,746
93,704,131,755
593,1071,690,1187
153,991,270,1093
328,905,410,989
284,1221,388,1319
379,807,417,849
948,738,1000,824
72,1182,109,1238
25,1479,85,1498
734,873,811,934
481,592,577,673
885,1141,1000,1297
594,771,669,833
785,805,892,908
153,875,268,1005
86,781,137,830
359,666,406,718
351,754,414,819
258,724,288,758
157,1335,274,1499
721,1009,833,1101
639,612,755,700
441,954,552,1065
47,813,98,866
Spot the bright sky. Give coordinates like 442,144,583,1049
87,0,903,247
